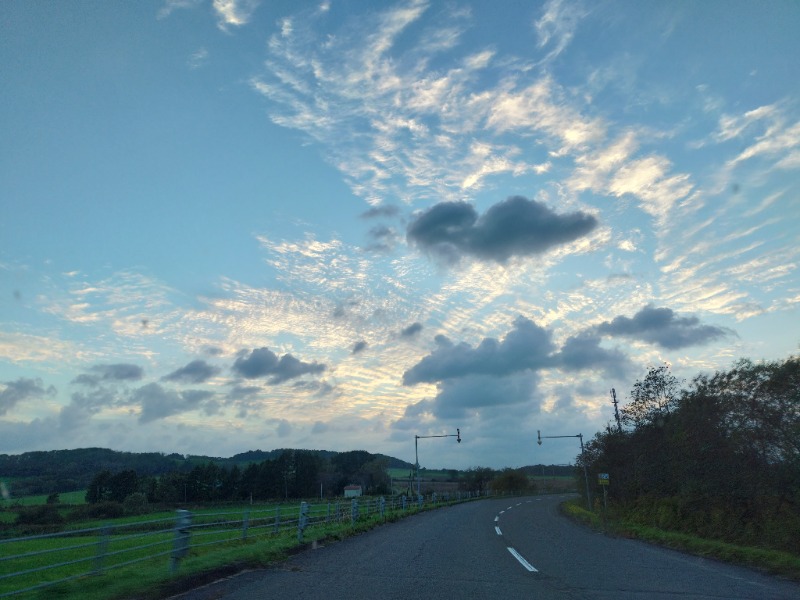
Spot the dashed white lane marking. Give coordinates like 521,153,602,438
507,547,538,572
495,526,502,535
494,516,499,522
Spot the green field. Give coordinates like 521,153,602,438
2,489,88,506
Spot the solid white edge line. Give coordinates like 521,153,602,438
495,526,502,535
507,547,538,572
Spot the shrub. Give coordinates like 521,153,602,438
123,492,148,515
15,505,64,526
87,501,124,519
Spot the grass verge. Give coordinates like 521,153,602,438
560,499,800,582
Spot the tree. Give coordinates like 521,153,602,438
621,363,680,429
491,469,533,493
86,470,112,504
462,467,495,493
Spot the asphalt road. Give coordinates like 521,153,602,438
172,495,800,599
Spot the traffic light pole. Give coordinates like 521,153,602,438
414,429,461,496
537,430,592,511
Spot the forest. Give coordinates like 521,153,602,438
84,449,397,503
579,355,799,554
0,447,410,498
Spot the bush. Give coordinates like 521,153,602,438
15,505,64,526
123,492,148,515
87,501,124,519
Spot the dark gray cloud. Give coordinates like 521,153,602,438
72,363,143,386
352,340,368,354
401,322,423,338
398,317,635,423
1,378,56,416
364,224,401,252
360,204,399,219
226,384,262,401
404,372,541,420
402,317,554,385
162,359,221,384
555,333,631,379
232,347,326,384
59,387,118,431
595,305,734,349
132,382,215,423
406,196,597,264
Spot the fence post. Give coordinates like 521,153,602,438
242,509,250,540
274,506,281,534
350,498,358,525
297,502,309,542
417,494,423,508
402,494,406,511
93,526,111,575
379,496,385,518
327,501,331,523
170,510,192,574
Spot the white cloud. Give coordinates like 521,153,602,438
213,0,260,31
157,0,203,20
534,0,587,62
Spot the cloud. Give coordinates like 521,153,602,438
534,0,586,62
554,333,631,379
360,205,400,219
403,317,554,385
595,305,735,349
352,340,368,355
132,383,215,423
162,359,221,384
0,378,56,416
188,48,209,69
364,225,400,253
275,419,292,437
400,322,423,338
59,387,118,431
213,0,260,30
232,347,326,384
406,196,597,265
72,363,144,386
402,372,540,420
157,0,202,20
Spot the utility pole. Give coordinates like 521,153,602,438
611,388,622,432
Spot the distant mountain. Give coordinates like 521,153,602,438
0,447,415,496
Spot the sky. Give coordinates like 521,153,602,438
1,0,799,471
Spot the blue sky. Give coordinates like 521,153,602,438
1,0,799,470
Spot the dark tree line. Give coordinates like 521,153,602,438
85,449,393,504
580,356,799,554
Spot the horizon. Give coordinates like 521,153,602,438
2,0,798,470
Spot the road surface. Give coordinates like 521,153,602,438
173,494,800,599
